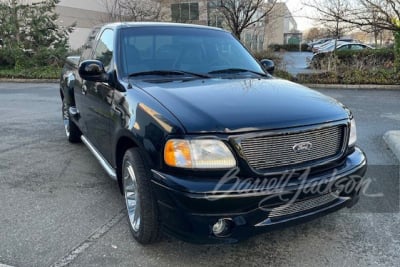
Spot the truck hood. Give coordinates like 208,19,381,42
132,78,349,133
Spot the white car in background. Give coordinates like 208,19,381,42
307,38,332,50
312,39,356,53
310,42,374,68
319,42,373,53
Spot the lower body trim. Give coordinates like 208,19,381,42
81,135,117,180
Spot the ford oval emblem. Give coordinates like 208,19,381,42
292,141,313,152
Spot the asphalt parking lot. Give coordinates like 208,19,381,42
0,82,399,267
280,51,315,76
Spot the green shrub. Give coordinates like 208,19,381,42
0,46,67,78
0,47,17,67
311,49,394,70
253,50,281,62
296,69,400,85
274,69,294,80
268,44,309,52
394,32,400,71
297,72,339,84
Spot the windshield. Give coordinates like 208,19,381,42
119,26,265,78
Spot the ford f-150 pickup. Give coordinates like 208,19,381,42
60,22,367,244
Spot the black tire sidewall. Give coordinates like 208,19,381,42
62,99,81,143
122,148,160,244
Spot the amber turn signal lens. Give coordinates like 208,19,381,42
164,140,192,168
164,139,236,169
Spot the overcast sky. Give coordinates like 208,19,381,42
285,0,315,32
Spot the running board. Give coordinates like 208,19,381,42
81,135,117,180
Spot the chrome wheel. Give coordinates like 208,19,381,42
62,100,70,137
122,148,160,243
124,164,141,232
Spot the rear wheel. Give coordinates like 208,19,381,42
122,148,160,244
62,98,81,143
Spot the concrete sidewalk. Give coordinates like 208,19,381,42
384,131,400,161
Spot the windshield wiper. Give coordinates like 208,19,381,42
128,70,210,79
208,68,268,77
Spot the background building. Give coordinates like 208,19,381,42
56,0,110,50
1,0,300,51
160,0,300,51
160,0,209,25
263,2,301,47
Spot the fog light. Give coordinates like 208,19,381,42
212,218,233,237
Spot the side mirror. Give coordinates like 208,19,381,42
260,59,275,75
78,60,107,82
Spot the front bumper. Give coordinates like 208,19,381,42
151,147,367,244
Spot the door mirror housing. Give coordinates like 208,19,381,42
260,59,275,75
78,60,108,82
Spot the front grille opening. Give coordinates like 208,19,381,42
240,125,346,171
268,193,340,219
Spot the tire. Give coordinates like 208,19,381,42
62,98,81,143
122,148,160,244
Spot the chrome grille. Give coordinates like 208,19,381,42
269,193,341,218
240,125,345,170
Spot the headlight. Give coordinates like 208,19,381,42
164,139,236,169
348,119,357,146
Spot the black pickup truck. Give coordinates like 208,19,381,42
60,22,367,244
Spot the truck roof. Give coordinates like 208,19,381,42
100,22,227,32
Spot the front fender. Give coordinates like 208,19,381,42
111,87,186,170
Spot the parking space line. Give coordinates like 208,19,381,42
49,209,126,267
0,264,16,267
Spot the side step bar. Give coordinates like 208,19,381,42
81,135,117,180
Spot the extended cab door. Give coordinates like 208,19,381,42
83,28,115,163
73,27,101,135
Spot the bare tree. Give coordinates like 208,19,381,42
341,0,400,69
305,0,400,44
304,27,330,42
102,0,162,22
303,0,353,39
305,0,400,69
341,0,400,32
304,0,385,46
217,0,277,40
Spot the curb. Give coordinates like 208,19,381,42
305,84,400,90
383,131,400,161
0,79,58,83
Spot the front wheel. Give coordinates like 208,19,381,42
122,148,160,244
62,98,81,143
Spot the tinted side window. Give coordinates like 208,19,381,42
80,26,101,62
336,45,347,51
350,44,365,50
94,29,114,71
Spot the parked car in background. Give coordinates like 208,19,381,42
319,42,373,54
312,39,358,54
311,39,336,53
315,40,349,53
310,42,374,69
307,38,332,51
